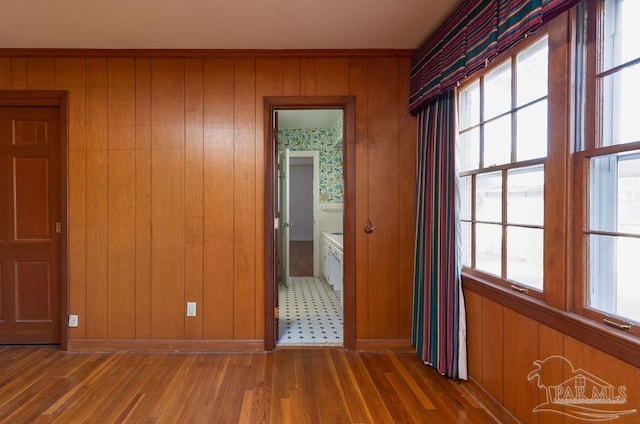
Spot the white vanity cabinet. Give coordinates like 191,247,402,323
321,236,330,281
321,232,344,307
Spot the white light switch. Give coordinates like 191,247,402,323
187,302,196,317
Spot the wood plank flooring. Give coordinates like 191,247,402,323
290,241,313,276
0,346,500,423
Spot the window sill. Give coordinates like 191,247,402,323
462,272,640,369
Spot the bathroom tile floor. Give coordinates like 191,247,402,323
278,276,343,345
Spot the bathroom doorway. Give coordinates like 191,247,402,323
264,96,356,350
276,110,343,346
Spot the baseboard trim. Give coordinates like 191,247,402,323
67,339,264,352
355,339,414,351
466,377,521,423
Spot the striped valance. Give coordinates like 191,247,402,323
410,0,581,113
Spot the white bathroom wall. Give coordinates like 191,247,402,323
318,204,343,235
289,163,314,241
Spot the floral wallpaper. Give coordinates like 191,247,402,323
278,119,343,203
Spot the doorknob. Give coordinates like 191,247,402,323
364,219,377,234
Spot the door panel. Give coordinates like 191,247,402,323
16,261,52,321
15,158,50,239
278,148,291,287
0,106,60,344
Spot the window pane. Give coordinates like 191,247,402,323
484,115,511,167
589,234,640,324
459,81,480,130
516,100,547,161
476,172,502,222
461,221,472,267
618,154,640,233
459,128,479,172
507,226,543,290
459,176,472,221
590,151,640,234
603,0,640,71
507,165,544,226
601,63,640,146
476,223,502,276
484,60,512,119
517,37,548,106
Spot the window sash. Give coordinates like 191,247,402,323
458,33,548,298
576,0,640,335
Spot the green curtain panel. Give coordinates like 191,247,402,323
412,89,467,380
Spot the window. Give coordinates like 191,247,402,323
458,35,548,297
457,0,640,362
577,0,640,334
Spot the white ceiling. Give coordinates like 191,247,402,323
0,0,461,50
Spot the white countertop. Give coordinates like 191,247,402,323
322,232,343,251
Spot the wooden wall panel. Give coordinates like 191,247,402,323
283,59,300,96
233,59,257,339
11,58,27,89
150,59,186,339
106,58,136,339
396,58,415,339
564,337,640,424
502,309,539,423
300,58,316,96
134,58,152,339
56,58,87,340
464,289,483,383
85,58,109,339
481,298,504,403
185,59,204,339
349,58,370,340
466,291,640,423
203,59,234,340
0,59,11,89
2,52,417,348
537,325,564,424
366,58,400,339
26,58,55,89
316,59,349,96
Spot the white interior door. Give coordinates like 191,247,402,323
278,148,291,286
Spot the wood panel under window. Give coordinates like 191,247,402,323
465,288,640,424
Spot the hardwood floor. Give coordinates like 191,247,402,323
290,241,313,276
0,346,501,423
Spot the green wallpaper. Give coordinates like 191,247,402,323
278,121,343,203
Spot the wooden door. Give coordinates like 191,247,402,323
0,106,61,344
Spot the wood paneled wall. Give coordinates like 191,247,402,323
465,288,640,423
0,53,416,347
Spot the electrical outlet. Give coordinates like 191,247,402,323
68,314,78,327
187,302,196,317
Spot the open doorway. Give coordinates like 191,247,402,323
277,110,343,346
264,96,355,351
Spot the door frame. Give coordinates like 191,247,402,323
264,96,355,351
0,91,69,350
